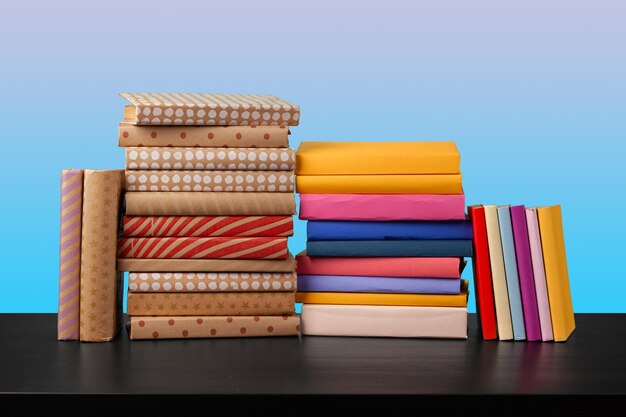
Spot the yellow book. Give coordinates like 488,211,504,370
296,142,461,175
296,280,469,307
295,174,463,194
537,205,575,342
483,205,513,340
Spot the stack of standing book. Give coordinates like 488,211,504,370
469,204,575,342
116,93,302,340
295,142,472,338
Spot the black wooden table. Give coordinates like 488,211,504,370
1,314,624,416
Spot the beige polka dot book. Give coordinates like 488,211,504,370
58,93,301,342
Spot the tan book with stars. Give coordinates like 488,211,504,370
127,292,295,316
79,170,124,342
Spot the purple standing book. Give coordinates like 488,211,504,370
510,205,542,341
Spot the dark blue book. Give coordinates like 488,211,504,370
306,240,473,257
307,220,472,240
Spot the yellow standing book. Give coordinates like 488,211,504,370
537,205,575,342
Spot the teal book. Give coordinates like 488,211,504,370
497,206,527,341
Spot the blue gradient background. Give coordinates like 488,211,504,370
0,1,624,312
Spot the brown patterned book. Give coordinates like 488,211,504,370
120,93,300,126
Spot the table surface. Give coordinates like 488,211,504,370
1,313,624,396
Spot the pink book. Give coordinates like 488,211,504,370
299,194,466,221
296,252,462,278
525,208,554,341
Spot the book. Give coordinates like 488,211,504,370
122,216,293,237
299,193,466,221
58,169,83,341
128,272,296,293
296,275,461,294
306,220,473,240
483,205,513,340
125,170,294,192
525,208,554,341
467,205,497,340
118,124,289,148
130,316,300,340
125,147,295,171
125,192,296,216
296,253,462,278
306,240,472,258
497,206,526,341
117,254,296,273
537,205,575,342
300,305,467,339
296,174,463,194
510,205,542,341
295,142,460,175
79,170,124,342
120,93,300,126
117,237,288,259
127,292,295,316
296,280,469,307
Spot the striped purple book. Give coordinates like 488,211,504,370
58,169,83,341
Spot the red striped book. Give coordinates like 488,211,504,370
468,205,498,340
123,216,293,237
118,237,288,259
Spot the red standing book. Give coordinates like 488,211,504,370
468,205,498,340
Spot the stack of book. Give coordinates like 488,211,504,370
470,204,575,342
295,142,472,338
116,93,302,340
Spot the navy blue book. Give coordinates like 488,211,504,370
306,240,473,257
307,220,473,240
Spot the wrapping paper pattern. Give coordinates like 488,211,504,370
129,272,296,292
120,93,300,126
306,240,473,258
296,280,469,307
123,215,293,238
118,124,289,148
126,170,294,192
307,220,473,240
301,305,467,339
118,237,288,259
296,253,462,278
126,147,295,171
130,315,300,340
296,142,460,175
118,255,296,272
79,170,124,342
299,194,466,221
127,292,295,316
58,169,83,341
297,275,461,294
125,192,296,216
296,174,463,194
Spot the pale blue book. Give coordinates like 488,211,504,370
497,206,527,341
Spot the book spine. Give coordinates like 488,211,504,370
117,237,288,260
128,272,297,292
538,205,576,342
79,170,124,342
497,207,526,340
306,240,473,257
117,256,297,273
468,206,497,340
510,205,542,341
122,216,293,237
126,147,295,171
57,170,83,341
525,208,554,341
127,292,295,316
296,174,463,194
119,124,290,148
130,316,300,340
483,205,513,340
